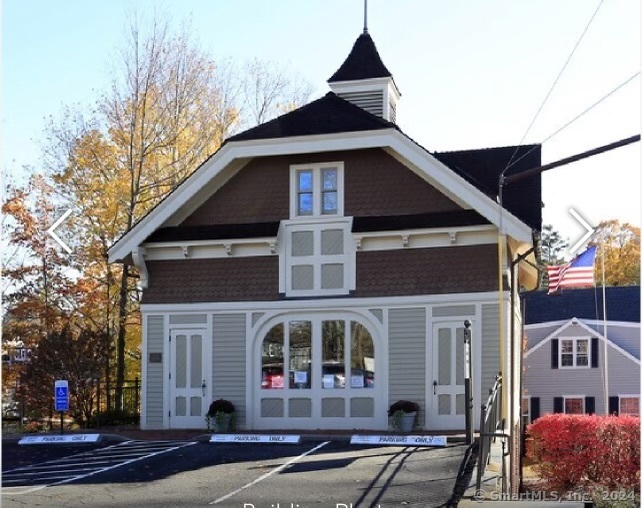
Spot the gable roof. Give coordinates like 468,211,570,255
524,286,641,324
227,92,396,142
328,32,393,82
108,93,539,264
525,317,640,364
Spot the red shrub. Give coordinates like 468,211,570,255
527,414,640,493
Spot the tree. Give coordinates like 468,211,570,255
22,327,108,427
539,224,569,289
45,12,312,410
540,224,569,266
591,220,640,286
241,58,313,126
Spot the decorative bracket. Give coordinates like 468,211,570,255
132,247,148,289
224,243,232,256
182,245,190,258
401,235,409,248
449,232,457,244
355,237,363,251
269,240,277,255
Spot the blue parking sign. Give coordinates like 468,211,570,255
54,380,69,411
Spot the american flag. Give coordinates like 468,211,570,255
547,245,597,294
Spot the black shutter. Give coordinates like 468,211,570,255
609,396,619,416
591,338,599,368
531,397,540,422
585,396,596,414
551,339,559,369
554,397,563,413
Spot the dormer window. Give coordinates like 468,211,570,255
291,163,344,218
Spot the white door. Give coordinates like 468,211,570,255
169,329,208,428
429,323,466,430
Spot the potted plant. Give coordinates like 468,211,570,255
388,400,419,432
206,398,235,432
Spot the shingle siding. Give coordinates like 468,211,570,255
142,257,279,304
182,149,462,228
355,245,498,298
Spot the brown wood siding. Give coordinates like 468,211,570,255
141,257,279,304
181,149,462,226
354,244,499,297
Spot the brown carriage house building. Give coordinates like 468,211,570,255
108,30,542,432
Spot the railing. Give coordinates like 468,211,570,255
94,378,141,425
476,373,509,493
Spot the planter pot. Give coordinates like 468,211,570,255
211,413,232,433
397,411,417,433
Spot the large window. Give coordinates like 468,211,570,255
291,163,343,218
560,338,589,368
260,319,374,390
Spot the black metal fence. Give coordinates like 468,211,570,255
94,378,141,425
476,373,508,493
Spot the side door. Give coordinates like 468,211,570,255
429,322,466,430
169,329,209,429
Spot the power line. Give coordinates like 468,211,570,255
503,72,640,174
504,0,604,172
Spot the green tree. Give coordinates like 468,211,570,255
539,224,569,289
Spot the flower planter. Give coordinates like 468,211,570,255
213,413,232,433
397,411,417,433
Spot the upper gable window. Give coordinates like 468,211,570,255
560,338,589,368
291,163,344,218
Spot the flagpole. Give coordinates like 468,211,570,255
601,239,609,414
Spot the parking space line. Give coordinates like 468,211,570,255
3,440,197,495
209,441,330,505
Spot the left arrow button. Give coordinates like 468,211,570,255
47,209,73,253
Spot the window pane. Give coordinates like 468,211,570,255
322,320,345,389
576,354,588,367
350,322,374,388
289,321,311,389
322,191,337,214
576,340,588,353
298,170,313,191
262,324,284,389
561,340,573,353
620,397,639,415
561,354,574,367
565,398,584,414
322,168,337,190
298,192,313,215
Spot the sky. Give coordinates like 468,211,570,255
2,0,640,258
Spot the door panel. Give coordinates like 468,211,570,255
430,323,466,429
170,329,208,428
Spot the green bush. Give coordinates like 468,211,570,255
87,409,139,427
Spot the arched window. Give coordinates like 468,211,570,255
260,318,375,390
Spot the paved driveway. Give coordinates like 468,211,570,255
2,438,472,507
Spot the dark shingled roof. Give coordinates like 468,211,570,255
524,286,641,324
226,92,396,143
328,32,392,82
145,222,280,243
434,146,542,230
352,210,489,233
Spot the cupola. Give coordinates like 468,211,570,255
328,29,401,123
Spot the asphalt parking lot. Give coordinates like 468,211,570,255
2,437,472,507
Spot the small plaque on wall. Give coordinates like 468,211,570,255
149,352,162,363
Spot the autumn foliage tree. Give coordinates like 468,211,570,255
591,220,640,287
37,13,312,412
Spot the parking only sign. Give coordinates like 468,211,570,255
54,380,69,411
